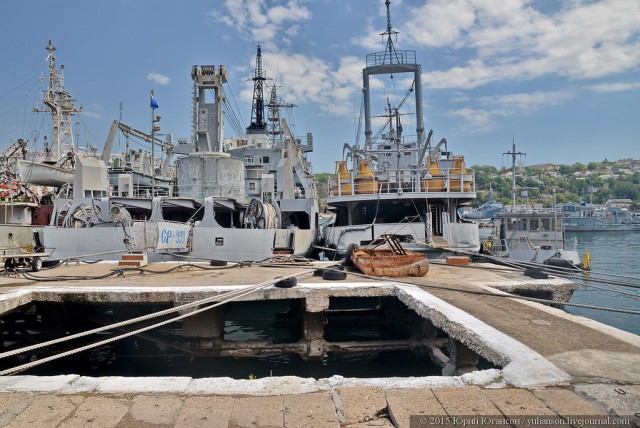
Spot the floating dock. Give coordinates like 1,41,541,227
0,260,638,427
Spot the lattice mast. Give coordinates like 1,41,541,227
34,40,83,164
247,45,268,134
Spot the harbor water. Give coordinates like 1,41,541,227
566,232,640,335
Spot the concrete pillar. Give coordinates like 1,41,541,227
414,318,438,341
303,312,325,359
182,306,226,339
442,339,479,376
301,296,329,360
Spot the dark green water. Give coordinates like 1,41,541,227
1,299,448,378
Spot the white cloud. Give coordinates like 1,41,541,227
446,90,575,132
586,82,640,93
209,0,311,48
479,90,575,111
81,111,102,119
447,107,495,132
401,0,640,89
254,52,361,117
147,73,170,85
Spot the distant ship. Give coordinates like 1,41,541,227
461,188,504,220
321,0,480,259
562,199,640,232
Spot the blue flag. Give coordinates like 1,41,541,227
150,92,159,109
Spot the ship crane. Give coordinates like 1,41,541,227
0,138,28,172
102,120,174,176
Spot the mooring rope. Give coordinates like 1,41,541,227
0,268,314,375
342,268,640,316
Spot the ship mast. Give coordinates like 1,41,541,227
247,45,269,135
362,0,425,153
266,85,295,148
503,140,526,212
34,40,82,165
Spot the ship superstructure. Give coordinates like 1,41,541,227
323,0,479,258
39,47,319,262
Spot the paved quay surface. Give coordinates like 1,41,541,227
0,260,639,427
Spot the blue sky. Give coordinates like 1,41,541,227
0,0,638,173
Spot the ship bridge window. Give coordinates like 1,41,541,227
262,156,270,163
541,218,551,231
508,218,527,231
530,218,540,230
372,203,425,225
282,212,310,229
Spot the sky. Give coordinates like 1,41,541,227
0,0,638,174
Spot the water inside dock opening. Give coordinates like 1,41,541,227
1,294,498,378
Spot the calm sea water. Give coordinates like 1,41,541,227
565,232,640,336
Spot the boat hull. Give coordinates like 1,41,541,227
17,160,74,187
352,248,429,277
563,217,640,232
39,223,318,263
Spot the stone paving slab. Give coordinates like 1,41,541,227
0,393,32,427
122,395,183,426
175,396,235,428
4,395,77,428
532,388,607,416
574,384,640,420
61,396,130,428
0,385,636,428
283,391,340,428
484,388,557,416
386,388,446,428
431,387,502,416
229,395,284,428
335,386,388,425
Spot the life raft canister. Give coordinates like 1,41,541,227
0,183,10,198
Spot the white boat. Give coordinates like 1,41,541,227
39,49,320,263
482,210,585,269
476,142,587,270
16,159,74,187
322,1,480,259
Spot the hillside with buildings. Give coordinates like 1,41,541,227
472,158,640,210
315,158,640,212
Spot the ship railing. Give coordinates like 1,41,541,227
328,166,475,196
485,235,578,253
366,50,417,67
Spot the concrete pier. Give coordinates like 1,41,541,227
0,260,639,426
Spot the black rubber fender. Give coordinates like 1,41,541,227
523,267,549,279
322,269,347,281
274,277,298,288
210,260,228,267
343,243,358,267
